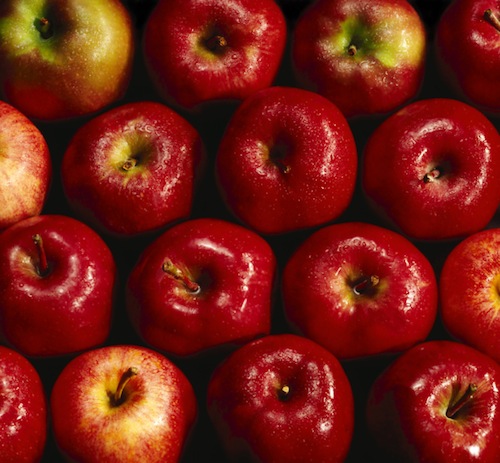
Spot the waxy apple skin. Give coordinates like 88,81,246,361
440,228,500,363
207,334,354,463
362,98,500,241
0,346,47,463
215,86,358,235
0,101,51,231
436,0,500,113
0,214,116,357
282,222,438,359
0,0,134,121
51,344,197,463
126,218,277,357
292,0,426,118
142,0,287,109
366,340,500,462
61,101,205,237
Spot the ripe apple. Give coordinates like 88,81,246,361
207,333,354,462
0,345,47,463
215,86,358,235
51,344,197,463
61,101,205,237
126,217,276,357
440,227,500,363
282,221,438,360
0,0,135,120
291,0,427,118
0,100,51,231
142,0,287,109
435,0,500,113
362,98,500,241
366,340,500,462
0,214,116,357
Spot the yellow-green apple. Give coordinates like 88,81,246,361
436,0,500,113
366,340,500,462
50,344,197,463
215,86,358,235
126,218,276,357
0,100,51,231
282,221,438,360
207,333,354,462
292,0,427,118
362,98,500,241
0,0,135,120
142,0,287,109
440,227,500,363
0,214,116,357
0,345,47,463
61,101,205,237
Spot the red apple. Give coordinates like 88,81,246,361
0,214,116,357
282,221,438,360
362,98,500,241
61,101,205,237
215,86,358,235
142,0,287,109
0,100,51,231
291,0,427,118
207,333,354,462
0,0,135,121
126,217,277,357
435,0,500,113
51,344,197,463
366,340,500,462
0,345,47,463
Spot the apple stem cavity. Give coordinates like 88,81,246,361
423,167,442,183
32,234,50,277
484,9,500,32
446,383,478,419
347,44,357,56
205,34,228,54
352,275,380,296
111,367,139,407
121,158,138,171
36,17,54,40
277,384,291,402
162,259,201,294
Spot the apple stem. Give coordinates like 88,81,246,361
423,167,441,183
353,275,380,296
162,259,201,293
32,234,50,277
205,34,228,53
36,17,54,40
446,383,477,419
347,44,357,56
112,367,139,407
277,384,291,401
484,9,500,32
121,158,138,171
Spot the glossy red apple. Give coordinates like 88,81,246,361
215,86,358,235
0,100,51,231
362,98,500,241
207,333,354,463
0,345,47,463
61,101,205,237
51,344,197,463
0,214,116,357
282,221,438,360
126,217,277,357
0,0,135,120
435,0,500,113
366,340,500,462
142,0,287,109
292,0,427,118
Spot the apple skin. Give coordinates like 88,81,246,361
0,0,135,121
0,346,47,463
0,100,51,231
142,0,287,109
440,227,500,364
0,214,116,357
291,0,426,118
435,0,500,114
362,98,500,241
61,101,205,237
50,344,197,463
215,86,358,235
282,222,438,360
366,340,500,462
126,217,277,357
